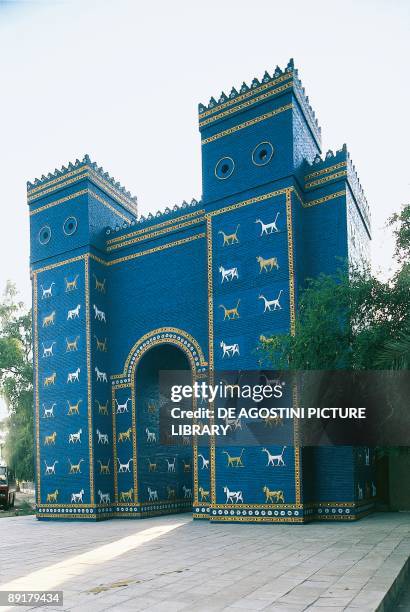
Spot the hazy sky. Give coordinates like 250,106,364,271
0,0,409,308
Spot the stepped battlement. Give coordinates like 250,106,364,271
304,145,371,232
105,197,203,246
198,59,321,147
27,154,138,216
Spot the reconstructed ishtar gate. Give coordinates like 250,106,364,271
29,60,375,522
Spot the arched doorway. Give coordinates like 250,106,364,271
135,344,193,514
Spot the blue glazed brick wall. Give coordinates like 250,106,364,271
29,62,374,522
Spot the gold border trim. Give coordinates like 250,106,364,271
201,103,293,145
199,72,293,120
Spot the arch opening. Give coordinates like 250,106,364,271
135,344,194,514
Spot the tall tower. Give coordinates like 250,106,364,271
196,60,374,522
29,156,137,519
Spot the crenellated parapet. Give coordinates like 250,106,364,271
27,154,138,217
104,198,204,253
303,145,371,235
198,59,321,148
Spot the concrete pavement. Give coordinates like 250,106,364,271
0,512,409,611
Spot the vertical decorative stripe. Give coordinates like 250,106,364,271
84,256,94,504
206,217,216,505
131,383,138,502
285,189,296,336
33,274,41,505
112,386,118,501
286,189,301,506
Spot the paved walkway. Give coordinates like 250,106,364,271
0,513,409,611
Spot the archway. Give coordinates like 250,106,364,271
135,344,193,514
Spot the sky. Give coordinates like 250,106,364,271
0,0,409,419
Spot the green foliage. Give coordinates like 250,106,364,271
260,204,410,372
0,282,33,481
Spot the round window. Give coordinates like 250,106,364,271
38,225,51,245
63,216,78,236
252,141,274,166
215,157,235,180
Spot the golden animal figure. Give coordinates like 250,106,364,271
182,460,191,473
68,459,84,474
167,486,176,500
263,415,283,428
119,488,133,502
94,335,108,352
218,224,240,246
118,427,132,443
222,449,245,467
46,489,59,503
256,256,279,272
66,336,80,352
67,399,82,416
199,486,209,501
98,459,111,474
263,486,285,503
96,400,109,415
259,334,275,344
44,372,56,387
65,275,79,292
147,458,157,472
147,402,156,414
44,431,57,446
219,299,240,320
42,311,56,327
93,274,106,293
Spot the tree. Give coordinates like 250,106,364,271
0,283,33,480
260,204,410,371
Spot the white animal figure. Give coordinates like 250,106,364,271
95,366,107,383
93,304,106,322
262,446,286,467
40,282,55,299
148,487,158,501
67,367,80,383
97,490,110,504
146,428,156,443
219,265,239,283
371,482,377,497
42,342,56,358
96,429,109,445
118,458,133,473
259,290,283,312
223,486,243,503
365,447,370,466
182,485,192,499
115,398,131,413
224,416,242,431
67,304,81,320
358,483,363,500
255,212,280,235
198,454,209,469
166,457,176,473
68,428,82,444
42,403,56,418
71,488,84,503
44,460,58,475
220,340,240,358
